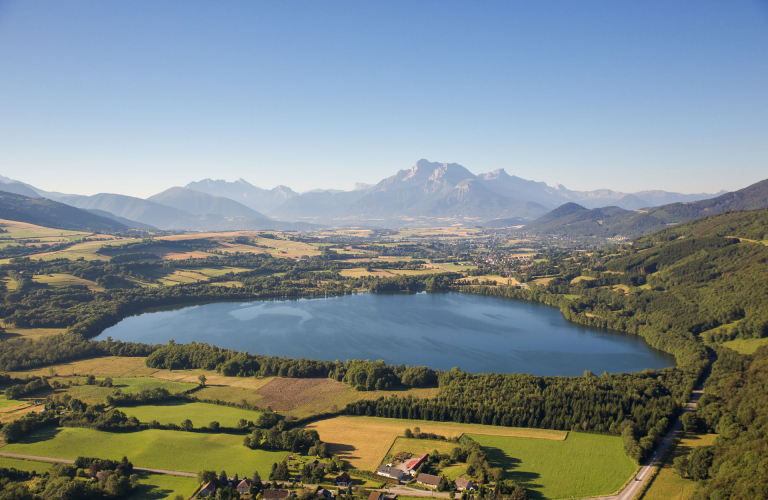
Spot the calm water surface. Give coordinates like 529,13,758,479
96,292,674,376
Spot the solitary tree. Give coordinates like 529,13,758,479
181,419,193,432
198,374,207,387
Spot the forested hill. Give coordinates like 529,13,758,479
520,177,768,239
0,191,128,231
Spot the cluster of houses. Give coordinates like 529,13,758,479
199,472,354,499
376,453,476,492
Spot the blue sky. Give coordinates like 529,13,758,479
0,0,766,197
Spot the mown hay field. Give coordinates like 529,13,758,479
457,275,519,285
253,378,438,419
303,416,566,471
642,433,718,500
32,273,102,291
115,401,262,428
2,427,287,477
471,432,636,500
0,219,88,239
338,268,393,278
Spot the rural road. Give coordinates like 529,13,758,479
0,452,197,477
379,486,450,498
575,387,704,500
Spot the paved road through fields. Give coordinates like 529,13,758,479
576,387,704,500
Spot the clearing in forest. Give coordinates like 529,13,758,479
303,416,566,471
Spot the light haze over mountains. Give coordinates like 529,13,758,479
0,159,728,229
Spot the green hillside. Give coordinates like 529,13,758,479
521,178,768,239
0,191,128,232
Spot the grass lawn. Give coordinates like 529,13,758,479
383,437,458,465
2,427,287,477
641,433,718,500
720,337,768,355
130,471,200,500
115,401,262,428
0,456,53,474
471,432,636,500
303,416,565,472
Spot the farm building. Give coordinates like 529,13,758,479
265,489,294,500
368,493,385,500
416,473,442,488
308,460,327,470
405,453,429,473
199,482,216,497
454,478,476,491
376,465,405,480
336,472,353,486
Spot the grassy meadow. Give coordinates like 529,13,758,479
63,377,198,405
115,401,262,428
2,427,287,477
471,432,636,500
0,456,53,474
720,337,768,354
641,433,718,500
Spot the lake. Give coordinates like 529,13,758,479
96,292,675,376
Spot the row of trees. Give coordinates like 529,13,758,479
146,342,439,390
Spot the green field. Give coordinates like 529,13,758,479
0,456,53,474
65,377,198,405
115,401,263,428
720,337,768,354
2,427,287,477
470,432,636,500
184,266,251,277
0,394,27,409
130,471,200,500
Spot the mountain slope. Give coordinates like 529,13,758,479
61,193,194,229
0,182,42,199
0,191,128,231
185,178,296,214
522,178,768,238
148,187,269,219
84,209,157,230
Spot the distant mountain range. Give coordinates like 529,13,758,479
520,178,768,239
0,159,746,231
